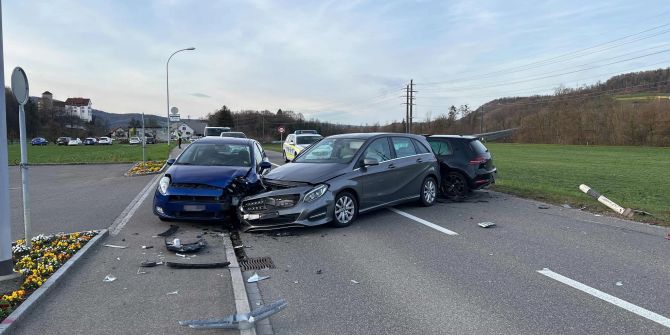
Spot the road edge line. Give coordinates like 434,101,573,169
538,268,670,329
0,229,109,334
108,173,161,235
389,207,459,235
221,234,257,335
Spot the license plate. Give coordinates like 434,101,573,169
244,214,261,220
183,205,205,212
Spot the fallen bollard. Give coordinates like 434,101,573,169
578,184,633,218
179,299,288,330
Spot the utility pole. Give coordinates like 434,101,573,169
405,85,410,133
409,79,414,133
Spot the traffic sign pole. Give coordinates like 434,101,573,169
12,67,32,249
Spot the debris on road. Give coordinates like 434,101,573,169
478,222,496,228
578,184,633,218
166,261,230,269
137,268,147,275
157,225,179,237
175,253,187,258
562,204,572,209
616,281,623,286
167,290,179,295
633,210,654,217
538,205,550,209
316,269,322,275
103,274,117,282
666,234,670,240
179,299,288,330
350,280,360,284
104,244,127,249
141,245,154,249
141,261,163,267
247,273,270,283
165,238,206,253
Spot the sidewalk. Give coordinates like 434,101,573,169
11,145,241,335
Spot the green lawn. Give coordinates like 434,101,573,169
7,143,175,165
487,143,670,225
262,143,283,153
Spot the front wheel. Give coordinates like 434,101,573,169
420,176,437,207
331,191,357,228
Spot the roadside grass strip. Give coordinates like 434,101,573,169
538,268,670,329
0,231,99,322
125,160,166,176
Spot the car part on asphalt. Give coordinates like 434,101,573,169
103,244,127,249
239,256,276,271
538,205,550,209
167,290,179,295
166,261,230,269
141,245,153,249
140,261,163,267
102,274,116,282
157,225,179,237
179,299,288,330
478,222,496,228
579,184,633,218
247,273,270,283
165,238,206,253
350,280,360,284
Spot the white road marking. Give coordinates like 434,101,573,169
389,208,458,235
108,173,161,235
538,268,670,329
270,162,281,167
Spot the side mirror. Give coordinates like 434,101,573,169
260,161,272,171
362,158,379,167
167,158,175,165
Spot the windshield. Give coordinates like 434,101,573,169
294,138,365,163
175,143,251,167
220,132,246,138
296,135,322,145
205,127,231,136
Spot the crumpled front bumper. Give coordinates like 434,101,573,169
238,186,335,232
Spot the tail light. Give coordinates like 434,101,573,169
469,155,487,165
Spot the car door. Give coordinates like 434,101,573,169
389,136,423,200
352,137,399,211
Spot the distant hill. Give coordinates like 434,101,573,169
92,110,168,129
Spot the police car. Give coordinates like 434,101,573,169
282,131,323,162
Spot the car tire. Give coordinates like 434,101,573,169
442,171,469,201
283,150,290,163
331,191,357,228
420,176,437,207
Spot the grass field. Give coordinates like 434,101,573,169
7,143,174,165
487,143,670,225
262,143,283,152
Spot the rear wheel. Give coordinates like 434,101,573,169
283,150,290,163
420,176,437,206
442,171,469,201
331,191,357,228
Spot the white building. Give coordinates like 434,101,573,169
64,97,93,122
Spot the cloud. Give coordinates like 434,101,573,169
190,93,211,98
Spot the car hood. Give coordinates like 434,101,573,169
167,165,251,188
265,162,346,184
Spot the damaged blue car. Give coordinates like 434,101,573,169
153,137,272,221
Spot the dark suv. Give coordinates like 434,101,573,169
56,137,71,146
424,135,496,199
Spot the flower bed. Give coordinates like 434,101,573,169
0,231,98,321
125,160,166,176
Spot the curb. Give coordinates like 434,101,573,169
0,229,109,334
243,271,275,335
221,234,257,335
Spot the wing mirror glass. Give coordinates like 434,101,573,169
362,158,379,166
260,161,272,171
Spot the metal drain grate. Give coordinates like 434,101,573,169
240,257,276,271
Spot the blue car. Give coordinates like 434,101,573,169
31,137,48,146
153,137,272,221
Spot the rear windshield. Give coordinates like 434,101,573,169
296,135,322,145
469,140,489,154
205,128,231,136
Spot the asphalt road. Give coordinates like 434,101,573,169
8,164,154,240
239,151,670,335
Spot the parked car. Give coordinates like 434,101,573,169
204,126,232,137
67,138,82,146
153,137,272,221
424,135,496,199
98,137,113,145
282,133,324,162
145,136,156,144
56,137,71,146
31,137,48,146
220,132,247,138
240,133,439,231
83,137,97,145
129,137,141,145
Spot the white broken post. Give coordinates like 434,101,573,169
11,67,32,248
579,184,633,218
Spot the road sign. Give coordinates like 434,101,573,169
170,115,181,122
10,67,32,248
171,107,179,115
11,67,29,104
278,126,285,134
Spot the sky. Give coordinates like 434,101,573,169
2,0,669,124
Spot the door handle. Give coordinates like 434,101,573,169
388,164,396,169
416,158,423,163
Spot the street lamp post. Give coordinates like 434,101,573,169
166,47,195,152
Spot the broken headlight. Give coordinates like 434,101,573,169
304,184,328,203
159,176,170,195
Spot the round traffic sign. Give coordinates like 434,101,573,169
11,67,29,105
171,107,179,115
278,126,285,134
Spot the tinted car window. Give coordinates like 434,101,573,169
253,143,263,167
469,140,489,154
362,138,392,162
391,137,417,158
412,139,430,154
428,140,452,155
295,138,365,163
296,135,322,145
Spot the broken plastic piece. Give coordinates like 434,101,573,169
167,290,179,295
103,274,116,282
157,225,179,237
137,268,147,275
478,222,496,228
175,253,187,258
140,261,163,267
165,238,206,253
615,281,623,286
179,299,288,330
141,245,154,249
247,273,270,283
562,204,572,209
104,244,127,249
538,205,550,209
166,261,230,269
350,280,359,284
